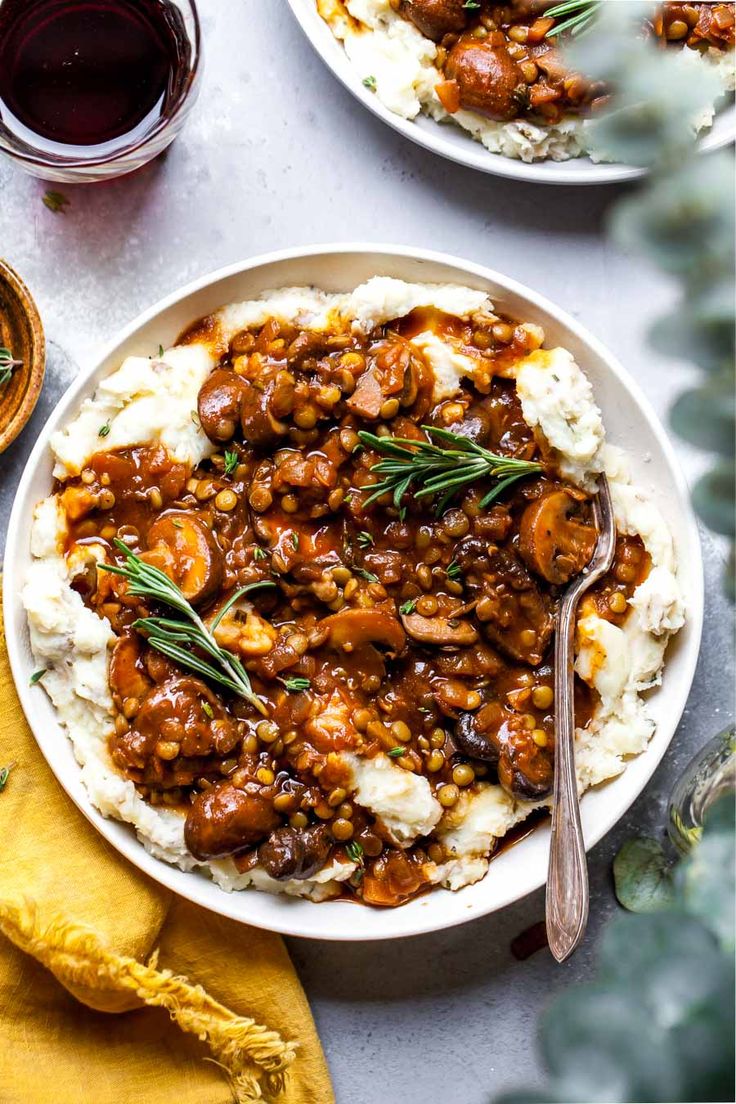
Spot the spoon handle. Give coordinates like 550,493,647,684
546,581,589,963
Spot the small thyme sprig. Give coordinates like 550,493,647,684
545,0,600,38
0,346,22,386
358,426,542,515
346,840,364,865
100,541,273,713
279,676,311,692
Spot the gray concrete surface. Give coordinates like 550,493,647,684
0,2,733,1102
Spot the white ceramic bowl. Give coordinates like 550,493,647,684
4,245,703,940
287,0,735,185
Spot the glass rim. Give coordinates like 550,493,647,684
0,0,202,171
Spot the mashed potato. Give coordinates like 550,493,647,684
23,278,685,900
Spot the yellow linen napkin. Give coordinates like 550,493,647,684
0,598,334,1104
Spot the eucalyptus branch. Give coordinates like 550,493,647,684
358,426,542,515
100,540,273,712
567,3,735,593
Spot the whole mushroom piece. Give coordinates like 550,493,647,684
445,35,525,121
184,782,281,860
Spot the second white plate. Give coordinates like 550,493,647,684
287,0,736,185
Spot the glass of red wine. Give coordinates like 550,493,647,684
0,0,201,182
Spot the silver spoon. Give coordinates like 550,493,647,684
546,474,616,963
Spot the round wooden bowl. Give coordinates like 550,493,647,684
0,260,46,453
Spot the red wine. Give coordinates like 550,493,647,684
0,0,191,150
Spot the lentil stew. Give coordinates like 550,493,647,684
61,302,649,908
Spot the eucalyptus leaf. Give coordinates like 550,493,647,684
567,3,651,86
494,1094,563,1104
576,42,722,167
494,807,735,1104
569,0,736,584
598,911,715,985
691,465,736,538
676,794,736,952
649,284,735,375
670,380,735,457
610,157,734,285
613,836,675,913
668,956,736,1104
541,985,680,1103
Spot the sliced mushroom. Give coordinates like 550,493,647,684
257,824,333,881
400,0,468,41
240,380,289,447
445,36,525,121
454,703,553,801
400,611,478,647
146,511,224,606
519,490,598,585
534,46,572,85
109,632,152,706
197,368,245,443
184,782,281,860
322,608,406,656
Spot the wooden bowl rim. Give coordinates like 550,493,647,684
0,259,46,453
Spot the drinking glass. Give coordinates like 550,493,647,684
0,0,201,183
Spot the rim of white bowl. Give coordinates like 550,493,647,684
286,0,736,185
3,243,704,940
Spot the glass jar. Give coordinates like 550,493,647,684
668,726,736,855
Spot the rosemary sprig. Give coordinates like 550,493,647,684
545,0,600,38
100,540,274,713
0,346,22,386
357,427,542,515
